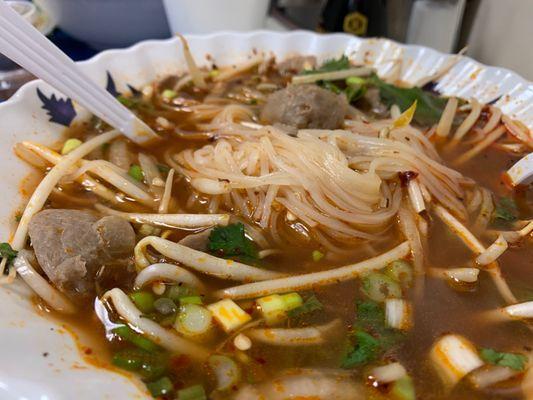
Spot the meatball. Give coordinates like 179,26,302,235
28,209,135,301
260,84,347,129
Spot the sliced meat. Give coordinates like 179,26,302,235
260,84,348,129
28,209,135,301
233,369,364,400
277,56,317,76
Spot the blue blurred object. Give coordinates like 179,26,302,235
47,28,98,61
39,0,171,50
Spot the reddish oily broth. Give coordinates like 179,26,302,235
4,50,533,400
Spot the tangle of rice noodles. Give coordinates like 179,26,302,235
171,108,468,245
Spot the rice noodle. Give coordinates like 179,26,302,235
13,251,76,314
246,319,341,346
134,263,206,292
178,35,206,89
95,203,229,229
174,123,468,243
138,153,164,198
502,115,533,148
470,365,520,389
407,180,425,213
20,141,120,205
134,236,284,281
475,235,508,266
436,97,458,137
490,220,533,243
473,188,494,232
103,288,209,360
454,125,507,165
72,159,154,207
158,169,175,213
108,139,132,170
481,106,502,134
397,202,424,275
291,67,373,85
434,204,517,304
215,241,410,299
214,55,264,82
448,99,482,147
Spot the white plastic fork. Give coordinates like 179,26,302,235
0,0,159,145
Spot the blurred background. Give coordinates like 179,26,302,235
1,0,532,100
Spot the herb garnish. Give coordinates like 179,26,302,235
0,242,18,269
480,348,527,371
207,223,258,264
341,300,404,368
287,294,323,318
491,197,518,226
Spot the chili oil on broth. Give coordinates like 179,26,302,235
8,53,533,400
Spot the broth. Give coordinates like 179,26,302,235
6,52,533,400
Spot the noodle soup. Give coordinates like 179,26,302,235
3,44,532,400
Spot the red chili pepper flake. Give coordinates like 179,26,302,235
254,357,267,365
398,171,419,187
84,348,93,355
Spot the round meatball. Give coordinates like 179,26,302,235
260,84,348,129
28,209,135,301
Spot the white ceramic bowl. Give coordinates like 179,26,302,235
0,31,532,400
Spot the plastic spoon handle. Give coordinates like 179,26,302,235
0,1,159,145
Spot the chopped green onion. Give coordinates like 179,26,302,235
153,297,177,315
112,326,159,352
112,348,168,379
175,304,213,337
391,376,416,400
61,138,82,155
361,272,402,302
312,250,325,262
180,295,203,305
129,291,155,314
384,260,414,288
128,164,144,182
118,95,135,108
209,69,220,78
177,384,207,400
346,76,366,86
112,348,144,371
281,292,303,310
162,89,177,100
146,376,174,398
166,285,197,302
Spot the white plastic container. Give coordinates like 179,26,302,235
162,0,270,34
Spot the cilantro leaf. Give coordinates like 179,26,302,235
369,75,447,125
341,330,380,368
287,294,323,318
491,197,518,225
207,223,258,263
480,348,527,371
0,242,18,266
302,55,351,75
355,300,384,331
341,301,404,368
